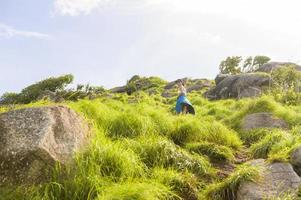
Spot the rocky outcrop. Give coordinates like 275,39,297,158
237,159,301,200
206,73,270,100
241,113,288,131
0,106,90,185
162,78,212,98
164,78,188,90
256,62,301,73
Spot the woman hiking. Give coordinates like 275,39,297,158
175,79,195,115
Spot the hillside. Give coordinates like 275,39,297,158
1,69,301,200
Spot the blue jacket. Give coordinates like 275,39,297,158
175,95,195,114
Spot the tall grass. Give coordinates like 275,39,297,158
249,129,290,159
125,135,215,178
151,168,200,200
186,142,235,163
203,164,260,200
225,96,301,130
2,90,301,200
170,116,242,150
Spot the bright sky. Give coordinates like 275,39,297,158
1,0,301,95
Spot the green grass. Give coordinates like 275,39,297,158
249,129,289,159
203,164,260,200
1,88,301,199
150,168,200,200
186,142,235,163
97,181,178,200
225,96,301,130
125,135,215,178
170,116,242,150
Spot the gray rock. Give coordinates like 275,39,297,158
161,90,176,98
257,62,301,73
241,112,288,131
290,145,301,175
215,74,231,85
164,78,188,90
110,85,127,93
237,159,301,200
206,73,270,100
0,106,90,185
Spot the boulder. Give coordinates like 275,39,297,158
237,159,301,200
241,112,288,131
290,145,301,175
215,74,231,85
110,85,127,93
257,62,301,73
164,78,188,90
0,106,90,185
206,73,270,100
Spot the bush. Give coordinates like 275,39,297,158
0,74,74,104
271,65,301,105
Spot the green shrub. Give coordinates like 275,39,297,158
1,74,74,104
186,142,235,163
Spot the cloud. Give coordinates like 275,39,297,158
53,0,107,16
0,23,50,39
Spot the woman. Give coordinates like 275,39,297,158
175,79,195,115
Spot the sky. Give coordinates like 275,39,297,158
1,0,301,95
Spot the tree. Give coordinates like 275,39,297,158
242,56,253,72
219,56,242,74
271,66,301,105
0,74,74,104
0,92,19,105
253,55,271,70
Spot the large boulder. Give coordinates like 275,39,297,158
257,62,301,73
206,73,270,100
290,145,301,175
0,106,90,185
241,112,288,131
237,159,301,200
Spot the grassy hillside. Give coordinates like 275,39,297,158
1,90,301,200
